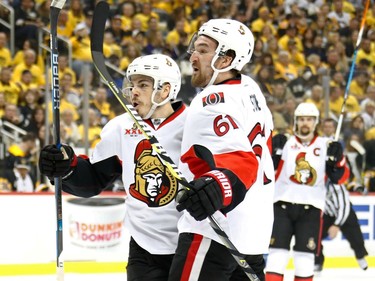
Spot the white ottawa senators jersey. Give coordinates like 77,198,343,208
178,74,275,254
274,135,330,211
90,102,187,254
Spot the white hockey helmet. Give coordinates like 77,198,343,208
187,19,254,87
123,54,181,118
125,54,181,100
193,19,254,71
294,102,320,136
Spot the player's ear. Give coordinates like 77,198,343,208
161,83,171,99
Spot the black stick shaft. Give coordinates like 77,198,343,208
50,1,66,280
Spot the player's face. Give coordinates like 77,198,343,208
296,116,316,137
125,75,155,118
189,35,216,87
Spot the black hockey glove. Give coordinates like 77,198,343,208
272,134,287,168
326,141,343,167
176,170,233,221
39,144,76,178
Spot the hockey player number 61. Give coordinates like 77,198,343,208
213,115,239,137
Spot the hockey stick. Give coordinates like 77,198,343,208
91,2,258,280
334,0,370,141
50,0,66,280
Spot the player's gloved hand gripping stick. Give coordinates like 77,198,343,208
90,2,259,280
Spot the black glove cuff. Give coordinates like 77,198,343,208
202,170,233,207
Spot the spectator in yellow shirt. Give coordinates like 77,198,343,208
0,67,22,105
103,31,122,59
356,37,375,67
58,54,76,85
61,108,81,146
274,50,299,81
0,32,11,68
0,92,6,118
134,2,160,32
166,19,188,49
119,1,136,32
48,89,79,123
78,108,102,148
286,39,306,72
326,47,348,76
251,6,276,35
278,25,304,52
366,5,375,28
305,84,325,114
56,8,73,38
15,69,38,102
349,71,374,103
120,43,142,71
329,85,361,121
90,86,115,127
12,49,45,87
70,22,92,86
66,0,85,36
12,39,45,74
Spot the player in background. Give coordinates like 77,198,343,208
39,54,187,281
265,103,350,281
315,180,369,272
171,19,275,281
316,118,369,272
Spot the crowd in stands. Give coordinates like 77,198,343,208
0,0,375,192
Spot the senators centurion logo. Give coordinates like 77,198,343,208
129,140,178,207
202,92,225,107
290,152,317,186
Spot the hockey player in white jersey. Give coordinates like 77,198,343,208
170,19,275,281
265,103,350,281
39,54,187,281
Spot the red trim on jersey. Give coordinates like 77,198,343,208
267,132,273,154
337,162,350,184
181,146,212,177
220,76,241,85
70,154,78,167
275,159,284,180
144,103,186,130
211,151,258,189
181,147,258,189
158,103,186,129
265,272,284,281
181,234,203,281
78,154,89,159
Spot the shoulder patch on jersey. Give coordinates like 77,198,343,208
202,92,225,107
124,123,143,136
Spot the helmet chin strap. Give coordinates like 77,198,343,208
143,88,170,119
205,53,234,88
143,103,158,120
